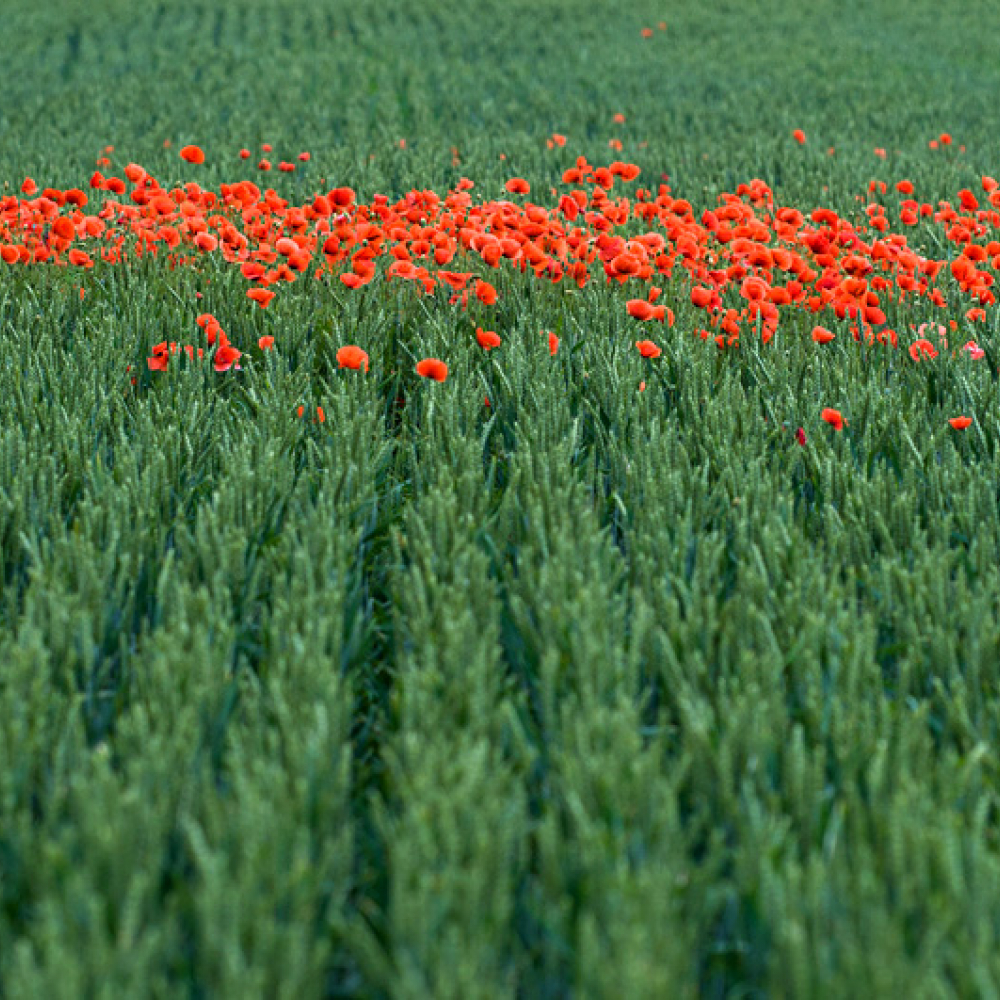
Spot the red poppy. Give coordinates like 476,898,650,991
691,286,713,308
51,216,75,241
811,326,835,344
330,187,355,208
247,287,275,308
948,416,972,430
416,358,448,381
909,338,938,361
546,331,559,356
821,407,846,431
475,327,502,350
180,145,205,165
475,280,497,305
636,340,661,359
336,345,369,371
792,129,806,145
258,335,275,351
505,178,530,195
627,299,656,321
214,344,241,372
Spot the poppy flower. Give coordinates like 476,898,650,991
795,427,807,446
336,345,369,371
475,327,502,350
962,341,985,360
67,249,93,268
546,331,559,356
505,178,530,195
51,216,75,241
909,338,938,362
811,326,835,344
792,129,806,145
691,286,713,308
247,287,275,308
329,187,355,209
636,339,661,359
416,358,448,382
258,335,275,351
948,416,972,430
821,407,847,431
214,344,241,372
475,280,497,305
180,145,205,165
627,299,656,321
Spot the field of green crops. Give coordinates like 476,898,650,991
4,0,1000,996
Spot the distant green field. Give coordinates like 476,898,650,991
3,1,1000,997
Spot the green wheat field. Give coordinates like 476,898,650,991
3,1,1000,996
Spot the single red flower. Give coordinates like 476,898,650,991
247,287,275,308
476,327,502,350
416,358,448,382
636,339,661,359
627,299,656,321
821,408,846,431
214,344,241,372
336,345,369,371
475,280,497,305
909,338,938,362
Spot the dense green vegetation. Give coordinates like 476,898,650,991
3,0,1000,996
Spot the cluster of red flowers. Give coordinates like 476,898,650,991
1,137,996,432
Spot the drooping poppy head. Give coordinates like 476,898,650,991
180,145,205,164
627,299,656,321
475,327,502,350
821,407,846,431
636,339,661,359
416,358,448,382
336,345,369,371
247,287,276,308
